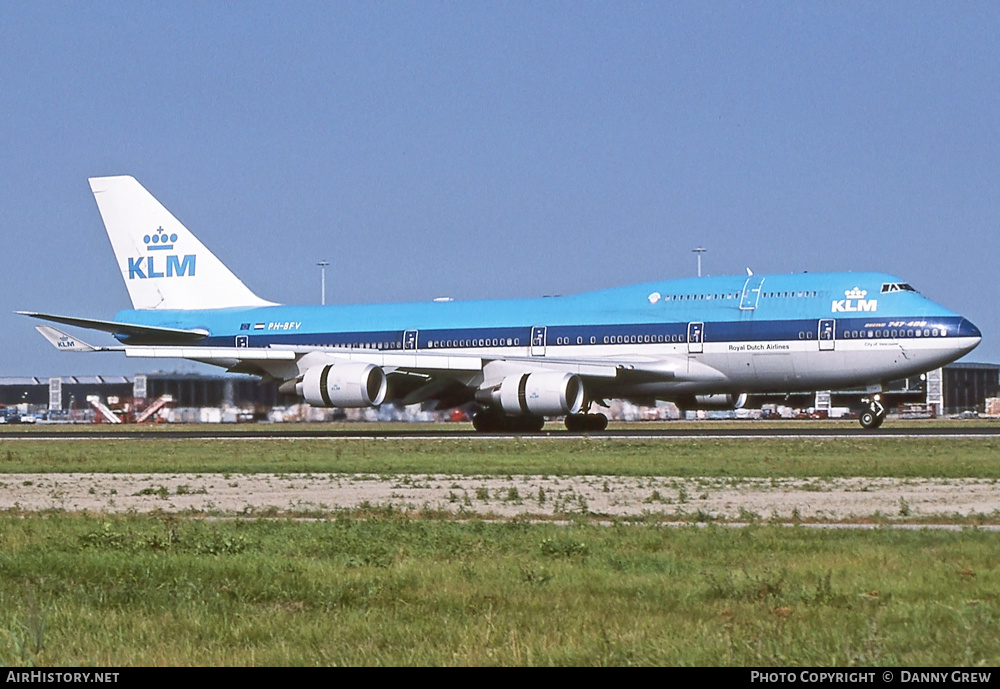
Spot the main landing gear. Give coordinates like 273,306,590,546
472,410,545,433
564,413,609,432
470,409,610,433
859,396,886,430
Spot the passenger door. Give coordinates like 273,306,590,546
819,319,836,351
687,322,704,354
530,326,547,356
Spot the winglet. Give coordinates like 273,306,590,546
35,325,99,352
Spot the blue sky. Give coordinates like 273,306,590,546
2,1,998,377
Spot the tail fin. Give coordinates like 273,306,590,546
89,176,277,310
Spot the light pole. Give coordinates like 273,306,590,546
692,247,706,277
317,260,329,305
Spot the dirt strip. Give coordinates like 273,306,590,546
1,474,998,521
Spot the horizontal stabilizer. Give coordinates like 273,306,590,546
18,311,209,345
35,326,103,352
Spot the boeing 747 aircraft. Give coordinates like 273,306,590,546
20,176,981,431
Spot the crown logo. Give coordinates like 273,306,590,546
143,227,177,251
845,287,867,299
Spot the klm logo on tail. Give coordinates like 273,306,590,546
127,227,196,280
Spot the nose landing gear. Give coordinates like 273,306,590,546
859,396,886,429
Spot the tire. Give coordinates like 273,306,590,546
566,413,608,432
472,410,502,432
586,413,609,431
859,411,877,429
523,415,545,432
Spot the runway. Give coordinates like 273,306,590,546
2,424,999,440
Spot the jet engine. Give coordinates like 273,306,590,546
478,371,584,416
677,393,748,411
297,362,387,408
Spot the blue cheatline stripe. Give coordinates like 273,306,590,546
196,316,969,350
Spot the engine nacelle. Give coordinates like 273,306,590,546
297,362,387,408
678,393,748,411
481,372,584,416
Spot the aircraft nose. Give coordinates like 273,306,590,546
958,318,982,341
956,318,982,355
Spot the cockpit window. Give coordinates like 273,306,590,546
880,283,917,294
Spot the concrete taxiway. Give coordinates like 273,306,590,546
1,424,998,440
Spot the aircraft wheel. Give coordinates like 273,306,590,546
586,413,609,431
566,413,608,432
474,411,543,433
521,415,545,432
859,398,887,430
473,410,502,432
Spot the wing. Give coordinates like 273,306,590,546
26,321,727,415
18,312,209,345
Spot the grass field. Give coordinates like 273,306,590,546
0,428,998,666
1,434,999,478
0,515,998,666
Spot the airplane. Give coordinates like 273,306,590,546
19,175,982,431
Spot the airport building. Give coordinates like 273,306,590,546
1,362,998,422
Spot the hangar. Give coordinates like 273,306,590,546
0,363,997,421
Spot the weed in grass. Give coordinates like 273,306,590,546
899,497,911,517
475,487,490,502
78,520,254,555
520,564,553,585
809,570,849,607
539,538,589,559
135,485,169,499
703,565,788,603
